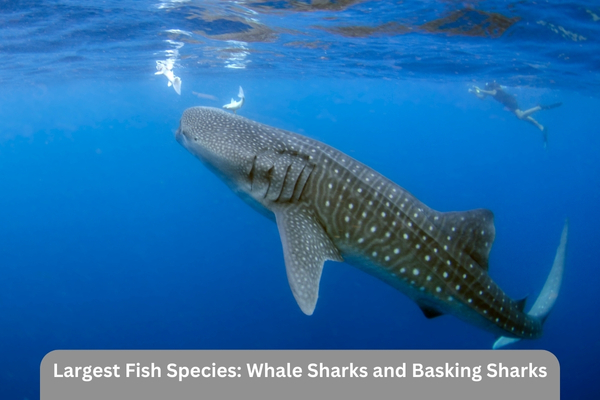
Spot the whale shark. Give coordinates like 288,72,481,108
175,106,567,347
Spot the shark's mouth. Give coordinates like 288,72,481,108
174,125,186,145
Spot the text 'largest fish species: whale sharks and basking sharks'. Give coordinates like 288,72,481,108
175,106,568,348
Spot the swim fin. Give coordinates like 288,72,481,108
541,102,562,110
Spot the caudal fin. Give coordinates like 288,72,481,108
493,220,568,349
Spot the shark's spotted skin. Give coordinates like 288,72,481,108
176,107,566,343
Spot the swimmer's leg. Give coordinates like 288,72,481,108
524,115,547,148
524,115,544,131
516,106,542,119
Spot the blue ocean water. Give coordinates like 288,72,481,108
1,0,599,398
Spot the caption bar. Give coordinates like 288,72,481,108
41,350,559,400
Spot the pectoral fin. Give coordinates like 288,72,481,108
417,303,444,319
274,204,343,315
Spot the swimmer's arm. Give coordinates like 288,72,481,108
476,87,497,95
469,86,487,99
469,86,498,100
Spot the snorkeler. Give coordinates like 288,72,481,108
155,60,182,95
469,82,561,147
223,86,245,114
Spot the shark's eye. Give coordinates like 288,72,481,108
193,136,199,141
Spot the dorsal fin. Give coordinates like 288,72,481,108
434,209,495,270
417,303,444,319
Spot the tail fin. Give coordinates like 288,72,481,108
493,220,568,349
238,86,244,99
541,102,562,110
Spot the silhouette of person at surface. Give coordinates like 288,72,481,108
469,82,561,148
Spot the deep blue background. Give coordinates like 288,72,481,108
0,77,598,398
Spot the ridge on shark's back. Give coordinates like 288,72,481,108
175,106,567,347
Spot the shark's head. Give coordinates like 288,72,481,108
175,106,260,188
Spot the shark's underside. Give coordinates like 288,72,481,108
175,106,567,347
